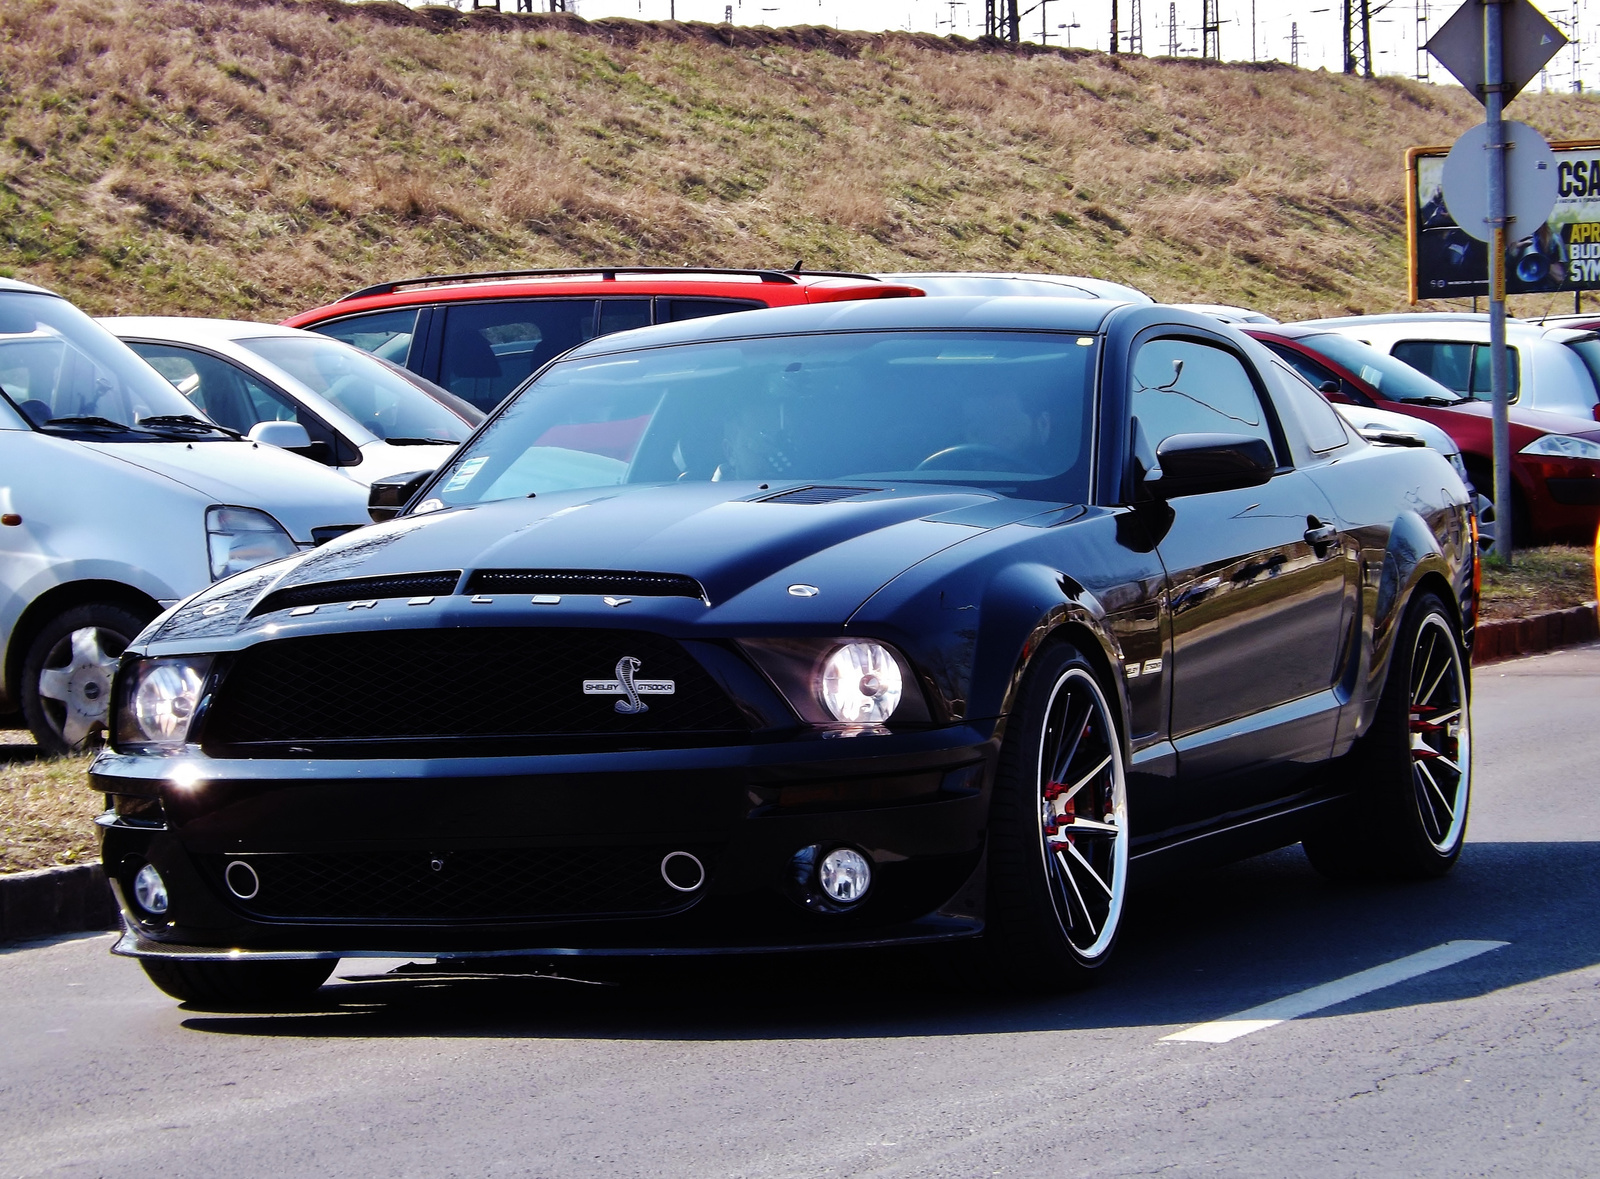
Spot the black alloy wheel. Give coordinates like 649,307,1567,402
20,603,150,756
982,641,1130,989
1304,591,1471,880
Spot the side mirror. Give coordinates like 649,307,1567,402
368,469,433,523
1143,433,1275,499
247,420,313,450
1318,380,1341,395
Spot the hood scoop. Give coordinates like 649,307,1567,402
252,571,463,617
758,485,882,505
465,569,708,601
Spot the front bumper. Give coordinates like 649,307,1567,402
91,725,996,961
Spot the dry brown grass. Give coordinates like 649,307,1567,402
0,737,98,873
8,0,1600,319
1481,546,1599,622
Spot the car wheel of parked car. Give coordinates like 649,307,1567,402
1303,591,1471,881
139,958,335,1008
982,641,1130,990
20,603,151,756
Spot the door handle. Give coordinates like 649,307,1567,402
1304,520,1339,550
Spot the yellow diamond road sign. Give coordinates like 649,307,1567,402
1426,0,1566,105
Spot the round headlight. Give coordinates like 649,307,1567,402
818,847,872,904
133,663,206,744
819,641,903,724
132,863,169,915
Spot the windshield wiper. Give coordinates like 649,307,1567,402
43,415,147,432
137,414,242,438
384,437,458,445
1398,395,1465,407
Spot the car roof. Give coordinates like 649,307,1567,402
877,272,1154,303
1297,313,1595,344
99,316,321,342
285,267,921,325
557,295,1131,361
0,277,60,297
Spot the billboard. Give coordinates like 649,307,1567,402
1407,138,1600,303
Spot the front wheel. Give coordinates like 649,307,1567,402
20,602,151,756
1304,591,1471,880
981,642,1130,990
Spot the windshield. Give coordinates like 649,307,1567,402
428,331,1099,507
1299,332,1468,404
0,292,219,437
237,336,471,443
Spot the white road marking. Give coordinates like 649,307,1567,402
1160,939,1509,1044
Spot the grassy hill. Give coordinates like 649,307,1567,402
6,0,1600,322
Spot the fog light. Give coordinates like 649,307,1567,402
132,863,169,915
818,847,871,904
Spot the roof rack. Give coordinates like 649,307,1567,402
335,266,885,302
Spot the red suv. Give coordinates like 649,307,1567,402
1248,324,1600,545
284,267,924,413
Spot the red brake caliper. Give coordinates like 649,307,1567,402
1042,786,1075,843
1410,704,1444,759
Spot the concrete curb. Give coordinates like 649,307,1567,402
1474,601,1600,665
0,863,119,945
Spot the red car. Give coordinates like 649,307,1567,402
1247,324,1600,545
284,267,924,414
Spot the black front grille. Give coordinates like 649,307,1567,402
251,571,462,617
464,569,706,600
198,846,712,922
202,627,747,751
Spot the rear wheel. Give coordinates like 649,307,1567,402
1303,591,1471,880
980,641,1130,990
20,603,150,756
139,958,335,1008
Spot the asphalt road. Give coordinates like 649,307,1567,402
4,645,1599,1178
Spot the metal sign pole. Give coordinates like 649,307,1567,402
1485,0,1515,563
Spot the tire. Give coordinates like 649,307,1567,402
20,602,151,756
139,958,335,1008
979,640,1130,991
1303,591,1472,881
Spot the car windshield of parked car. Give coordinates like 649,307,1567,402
237,336,471,443
1303,333,1468,405
0,292,220,438
428,331,1099,506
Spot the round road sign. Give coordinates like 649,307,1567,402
1442,121,1558,243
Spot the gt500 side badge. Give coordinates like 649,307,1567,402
583,655,675,714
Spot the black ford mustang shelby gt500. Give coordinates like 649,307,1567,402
93,297,1476,1005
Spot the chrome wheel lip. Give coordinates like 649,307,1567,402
1409,612,1471,855
36,625,126,750
1034,666,1128,961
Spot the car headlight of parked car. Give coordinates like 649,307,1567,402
1519,434,1600,461
115,656,213,753
205,506,298,581
739,637,930,728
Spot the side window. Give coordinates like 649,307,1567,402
1392,340,1519,400
128,343,292,435
1269,359,1351,454
1130,337,1277,454
658,297,764,323
597,299,651,337
312,309,420,366
1468,342,1521,400
439,300,598,413
1262,343,1374,408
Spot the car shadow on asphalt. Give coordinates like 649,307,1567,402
178,840,1600,1043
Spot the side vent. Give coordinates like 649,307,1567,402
252,571,462,617
758,485,882,505
465,569,708,600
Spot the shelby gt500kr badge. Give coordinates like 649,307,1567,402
582,656,676,714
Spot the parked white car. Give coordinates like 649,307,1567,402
1302,313,1600,421
100,318,478,486
876,272,1156,302
0,281,370,752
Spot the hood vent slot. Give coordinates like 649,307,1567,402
465,569,707,600
759,485,881,505
252,571,462,617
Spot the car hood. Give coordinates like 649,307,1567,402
345,440,458,486
253,482,1047,626
83,439,371,543
1394,397,1600,441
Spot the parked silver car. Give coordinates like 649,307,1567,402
0,282,368,752
100,318,478,486
877,272,1156,302
1302,313,1600,421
